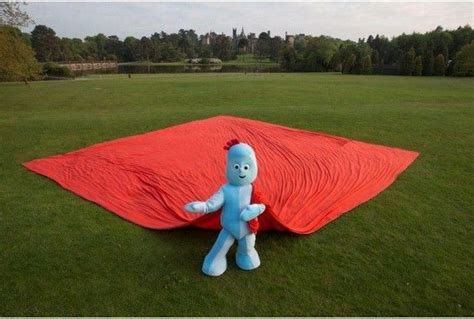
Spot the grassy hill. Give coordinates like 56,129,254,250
0,73,472,316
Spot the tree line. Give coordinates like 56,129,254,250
1,2,473,82
23,23,474,76
281,25,474,76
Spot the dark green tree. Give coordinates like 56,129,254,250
139,36,153,61
238,38,248,51
123,36,140,61
453,42,474,76
279,45,297,71
361,55,372,74
31,25,60,62
269,36,283,61
414,56,423,75
400,47,415,75
342,54,356,74
218,35,233,61
434,54,445,75
422,49,434,76
256,32,270,61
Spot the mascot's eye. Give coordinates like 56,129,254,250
243,165,250,170
234,164,240,170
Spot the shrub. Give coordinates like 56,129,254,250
42,62,72,77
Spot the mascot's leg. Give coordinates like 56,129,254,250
235,233,260,271
202,229,235,276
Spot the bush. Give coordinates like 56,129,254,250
42,62,72,77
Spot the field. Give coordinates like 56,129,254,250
0,73,472,316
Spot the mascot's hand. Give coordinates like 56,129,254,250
240,204,266,221
184,201,207,213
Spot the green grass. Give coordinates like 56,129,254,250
0,73,472,316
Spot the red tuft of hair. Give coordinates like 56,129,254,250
223,138,240,151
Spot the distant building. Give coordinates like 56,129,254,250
285,32,295,48
200,31,217,46
232,27,257,54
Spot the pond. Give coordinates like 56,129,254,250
72,64,283,76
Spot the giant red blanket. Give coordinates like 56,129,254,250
23,116,419,234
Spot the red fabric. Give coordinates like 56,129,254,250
23,116,419,234
247,186,267,234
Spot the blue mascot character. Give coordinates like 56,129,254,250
184,139,267,276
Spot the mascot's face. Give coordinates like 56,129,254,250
226,143,258,186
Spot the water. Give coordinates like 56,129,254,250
119,64,283,74
73,64,283,76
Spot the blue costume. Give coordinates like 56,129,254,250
184,141,266,276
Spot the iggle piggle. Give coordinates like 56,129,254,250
184,139,267,276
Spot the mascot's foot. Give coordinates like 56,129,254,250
236,249,261,271
202,229,235,277
202,255,227,277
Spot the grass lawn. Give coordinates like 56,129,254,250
0,73,472,316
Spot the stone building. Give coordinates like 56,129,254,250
285,32,295,48
201,32,218,46
232,27,257,54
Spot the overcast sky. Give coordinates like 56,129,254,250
21,2,473,41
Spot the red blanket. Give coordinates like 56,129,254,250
23,116,419,234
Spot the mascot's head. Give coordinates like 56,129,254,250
224,139,258,186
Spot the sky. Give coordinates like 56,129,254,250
21,2,473,41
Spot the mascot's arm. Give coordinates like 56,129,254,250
240,204,266,221
184,188,224,214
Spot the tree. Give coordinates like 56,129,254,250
256,32,270,60
238,38,248,50
139,36,153,61
371,49,380,66
105,35,124,61
301,36,339,71
342,54,356,74
279,45,297,71
434,54,445,75
0,26,41,82
0,2,33,27
269,36,283,61
361,55,372,74
31,25,60,62
400,47,415,75
123,36,140,61
84,33,108,60
414,56,423,76
214,35,232,61
453,42,474,76
422,49,434,76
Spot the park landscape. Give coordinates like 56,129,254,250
1,73,473,316
0,2,473,317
